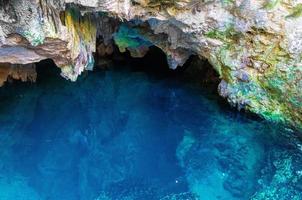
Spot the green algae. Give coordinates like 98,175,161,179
22,30,45,46
205,26,239,42
114,24,153,53
204,20,302,128
204,26,242,83
286,4,302,18
263,0,280,10
220,0,234,6
257,65,302,127
215,44,238,83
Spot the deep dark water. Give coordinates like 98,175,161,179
0,58,302,200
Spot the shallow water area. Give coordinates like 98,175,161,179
0,59,302,200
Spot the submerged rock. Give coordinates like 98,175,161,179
0,0,301,128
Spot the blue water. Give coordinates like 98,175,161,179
0,61,302,200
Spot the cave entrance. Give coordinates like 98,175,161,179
34,45,219,91
102,46,173,76
35,59,63,83
94,44,220,88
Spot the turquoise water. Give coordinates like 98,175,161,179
0,60,302,200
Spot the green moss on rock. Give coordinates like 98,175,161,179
286,4,302,19
263,0,280,10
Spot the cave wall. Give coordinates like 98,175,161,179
0,0,302,128
0,63,36,86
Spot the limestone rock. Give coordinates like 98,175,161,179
0,63,37,86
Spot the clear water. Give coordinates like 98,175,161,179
0,60,302,200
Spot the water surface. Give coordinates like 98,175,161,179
0,60,301,200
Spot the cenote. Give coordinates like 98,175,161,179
0,48,302,200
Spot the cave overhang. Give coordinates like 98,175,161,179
0,1,302,129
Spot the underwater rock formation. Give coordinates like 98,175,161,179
0,0,301,128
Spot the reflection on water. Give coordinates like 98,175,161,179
0,61,301,200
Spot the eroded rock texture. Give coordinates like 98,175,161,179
0,0,301,128
0,63,36,86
